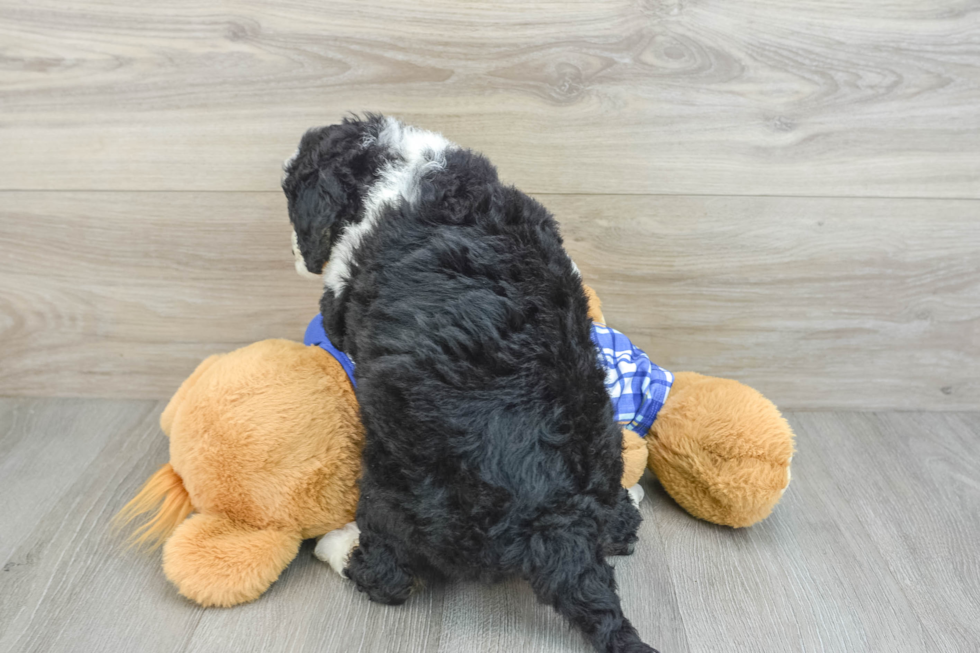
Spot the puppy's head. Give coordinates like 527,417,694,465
281,114,389,278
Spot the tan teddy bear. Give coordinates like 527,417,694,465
116,286,794,607
115,339,363,607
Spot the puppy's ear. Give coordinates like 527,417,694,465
287,164,347,275
282,124,367,275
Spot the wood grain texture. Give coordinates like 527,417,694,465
184,548,447,653
2,399,978,652
0,397,155,565
2,191,977,409
559,194,980,411
793,411,980,652
651,412,939,652
1,0,979,196
0,191,323,399
0,398,205,653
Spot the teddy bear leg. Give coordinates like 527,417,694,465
621,428,648,510
314,522,361,576
647,371,795,528
162,513,302,607
601,487,642,558
620,428,648,489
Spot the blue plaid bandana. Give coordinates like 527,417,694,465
303,315,673,435
590,323,673,437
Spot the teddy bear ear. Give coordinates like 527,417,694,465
160,354,224,436
162,514,302,607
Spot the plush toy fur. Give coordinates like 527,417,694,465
584,285,794,528
115,339,363,607
648,372,794,527
117,288,792,607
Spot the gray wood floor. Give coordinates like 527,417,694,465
1,398,977,653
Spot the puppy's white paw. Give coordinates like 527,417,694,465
627,483,645,507
315,522,360,576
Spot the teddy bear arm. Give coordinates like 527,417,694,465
621,428,648,489
647,371,795,528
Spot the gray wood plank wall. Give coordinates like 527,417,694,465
1,0,978,408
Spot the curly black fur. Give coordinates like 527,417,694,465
283,115,657,653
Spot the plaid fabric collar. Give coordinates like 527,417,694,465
590,323,673,437
302,316,673,434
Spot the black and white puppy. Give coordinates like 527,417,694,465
283,115,656,653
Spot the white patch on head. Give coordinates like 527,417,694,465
323,116,454,295
292,229,324,280
569,259,581,277
314,522,360,576
282,147,300,185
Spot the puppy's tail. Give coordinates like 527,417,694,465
526,532,658,653
113,463,194,550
